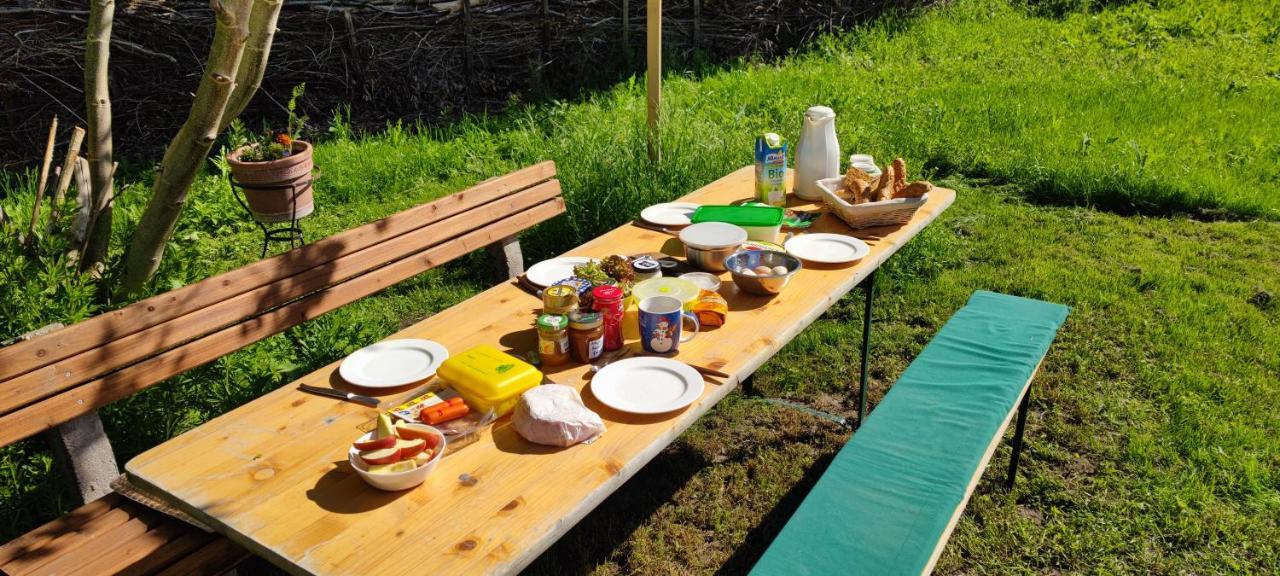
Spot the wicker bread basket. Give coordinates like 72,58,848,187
816,176,928,229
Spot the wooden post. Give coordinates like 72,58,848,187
71,157,94,249
621,0,629,58
646,0,661,163
692,0,700,48
461,0,473,86
28,116,58,242
49,126,86,229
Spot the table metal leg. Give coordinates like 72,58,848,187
1006,385,1032,488
858,269,875,428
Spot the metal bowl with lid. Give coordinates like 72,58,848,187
679,222,748,272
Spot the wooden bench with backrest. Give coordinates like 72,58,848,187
751,291,1070,575
0,162,563,575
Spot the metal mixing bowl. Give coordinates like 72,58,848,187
684,244,741,272
724,250,802,296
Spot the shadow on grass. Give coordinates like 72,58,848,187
714,450,841,575
520,440,713,575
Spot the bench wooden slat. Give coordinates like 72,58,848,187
0,495,156,575
0,492,124,567
0,197,566,445
0,179,562,418
61,520,188,576
114,529,216,576
16,503,170,576
152,537,249,576
0,161,556,383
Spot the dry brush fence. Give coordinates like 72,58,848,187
1,0,920,168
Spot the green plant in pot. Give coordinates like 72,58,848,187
227,84,315,222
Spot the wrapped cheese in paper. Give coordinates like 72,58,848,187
511,384,605,447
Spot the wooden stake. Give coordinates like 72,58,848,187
50,126,86,229
646,0,661,164
71,156,93,248
28,116,59,243
621,0,629,57
693,0,700,48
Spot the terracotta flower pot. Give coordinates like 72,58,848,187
227,141,316,222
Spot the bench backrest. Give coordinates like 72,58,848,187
0,161,562,446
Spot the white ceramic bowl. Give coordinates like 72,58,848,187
348,427,447,491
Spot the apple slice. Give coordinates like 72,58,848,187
368,460,416,475
375,413,397,440
359,447,401,465
395,422,441,448
413,449,435,466
353,435,396,451
395,438,426,459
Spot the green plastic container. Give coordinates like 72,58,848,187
690,205,784,242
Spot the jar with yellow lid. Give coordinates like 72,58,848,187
542,284,578,315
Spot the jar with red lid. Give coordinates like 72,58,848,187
591,285,625,351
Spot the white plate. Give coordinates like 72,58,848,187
784,233,870,264
590,357,704,414
640,202,699,227
339,339,449,388
525,256,595,287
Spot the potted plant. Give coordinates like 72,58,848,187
227,84,315,222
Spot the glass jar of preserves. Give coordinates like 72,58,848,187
542,284,578,315
568,311,605,363
535,314,569,366
591,285,625,351
631,258,661,282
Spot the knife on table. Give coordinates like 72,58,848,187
298,384,380,408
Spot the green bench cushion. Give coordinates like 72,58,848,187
751,291,1069,576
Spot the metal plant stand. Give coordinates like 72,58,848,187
228,174,312,258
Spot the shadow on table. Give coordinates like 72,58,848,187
306,461,410,514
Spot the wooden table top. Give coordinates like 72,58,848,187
125,166,955,575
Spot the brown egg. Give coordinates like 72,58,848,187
753,266,773,276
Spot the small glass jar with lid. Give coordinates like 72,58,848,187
535,314,570,366
568,311,605,363
542,284,578,315
631,258,661,282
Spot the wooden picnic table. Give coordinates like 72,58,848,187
124,166,955,575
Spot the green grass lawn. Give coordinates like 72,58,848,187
2,0,1278,572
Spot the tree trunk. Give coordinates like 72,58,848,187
82,0,114,273
219,0,283,130
116,0,254,297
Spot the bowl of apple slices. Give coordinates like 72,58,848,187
348,414,447,491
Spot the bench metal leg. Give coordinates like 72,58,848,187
1006,385,1031,489
858,269,875,428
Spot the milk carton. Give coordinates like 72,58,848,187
754,133,787,207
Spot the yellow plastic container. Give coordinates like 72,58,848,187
436,345,542,417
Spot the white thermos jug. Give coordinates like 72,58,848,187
793,106,840,201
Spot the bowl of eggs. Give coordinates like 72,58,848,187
724,250,802,296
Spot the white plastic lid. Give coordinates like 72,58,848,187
679,222,748,250
805,105,836,119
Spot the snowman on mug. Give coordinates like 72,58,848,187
638,296,699,354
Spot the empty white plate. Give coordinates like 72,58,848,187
784,233,870,264
590,357,704,415
640,202,700,227
525,256,595,287
339,339,449,388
